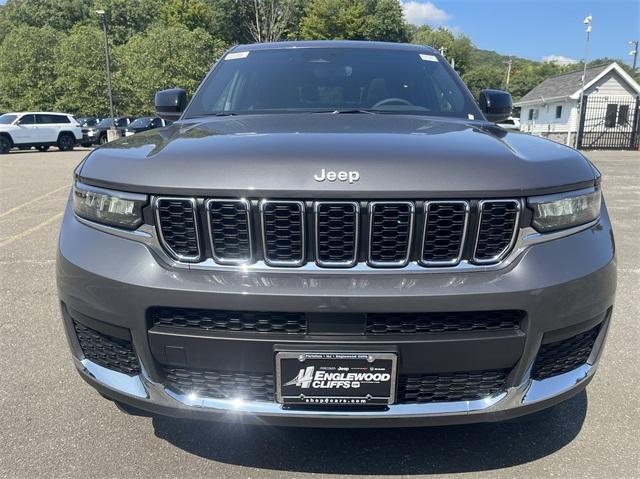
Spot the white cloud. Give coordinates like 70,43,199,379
402,1,450,26
542,55,579,66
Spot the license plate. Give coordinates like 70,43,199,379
276,352,397,406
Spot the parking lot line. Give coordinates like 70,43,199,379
0,184,69,219
0,212,63,248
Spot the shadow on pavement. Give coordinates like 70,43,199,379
151,390,587,475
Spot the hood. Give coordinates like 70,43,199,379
78,114,597,198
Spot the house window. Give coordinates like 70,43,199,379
528,109,534,121
605,104,617,128
555,105,562,119
618,105,630,126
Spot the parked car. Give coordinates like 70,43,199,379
76,116,101,128
123,116,167,136
83,116,136,145
59,41,615,427
0,112,82,153
498,116,521,131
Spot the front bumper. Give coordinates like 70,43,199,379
57,200,616,426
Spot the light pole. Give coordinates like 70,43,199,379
575,15,592,148
96,10,116,140
629,40,639,71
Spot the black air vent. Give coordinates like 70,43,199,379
369,202,414,266
261,201,305,266
155,198,200,261
474,200,520,263
315,202,359,266
422,201,469,265
398,370,508,403
206,199,252,263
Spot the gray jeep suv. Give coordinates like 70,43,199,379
57,41,616,427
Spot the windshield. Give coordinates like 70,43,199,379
98,118,113,128
0,114,18,124
186,47,480,119
129,117,151,128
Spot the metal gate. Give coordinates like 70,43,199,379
577,95,640,150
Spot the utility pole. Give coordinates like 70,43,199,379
575,15,592,149
629,40,639,71
96,9,117,141
503,58,513,89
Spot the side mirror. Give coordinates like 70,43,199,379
479,89,512,123
155,88,187,122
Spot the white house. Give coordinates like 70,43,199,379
515,62,640,148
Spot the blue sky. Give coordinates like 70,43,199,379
402,0,640,66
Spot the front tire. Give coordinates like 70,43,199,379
99,134,108,145
57,133,75,151
0,135,12,154
37,145,49,152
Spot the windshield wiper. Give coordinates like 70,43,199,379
198,112,238,117
313,109,380,115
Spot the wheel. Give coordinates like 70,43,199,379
37,145,49,152
99,134,108,145
57,133,75,151
0,135,12,154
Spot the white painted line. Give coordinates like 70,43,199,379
0,184,69,218
0,212,63,248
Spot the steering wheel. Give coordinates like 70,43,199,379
371,97,413,108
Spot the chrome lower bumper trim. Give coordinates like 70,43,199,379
75,318,609,421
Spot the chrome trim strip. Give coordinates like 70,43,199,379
205,198,253,265
473,199,521,265
420,201,470,267
314,201,360,268
367,201,415,268
74,316,609,420
154,197,202,262
260,199,306,267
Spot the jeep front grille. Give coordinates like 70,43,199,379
154,198,522,268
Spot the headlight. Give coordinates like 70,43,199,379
529,187,601,233
73,181,147,229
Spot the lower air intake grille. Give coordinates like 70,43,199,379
261,201,305,265
150,308,307,334
206,199,251,263
397,370,508,403
156,198,200,261
532,324,601,380
474,200,520,263
73,321,140,376
316,202,359,266
422,201,469,265
165,368,275,402
366,310,524,334
369,202,414,266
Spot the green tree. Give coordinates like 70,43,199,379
0,25,62,111
300,0,407,42
115,24,226,114
411,26,473,74
0,0,92,33
53,24,112,115
205,0,254,44
159,0,214,31
92,0,162,45
461,65,504,100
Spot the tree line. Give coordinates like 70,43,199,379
0,0,634,116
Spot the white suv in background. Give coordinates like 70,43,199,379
0,112,82,153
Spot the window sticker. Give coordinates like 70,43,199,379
468,114,475,120
225,51,249,60
419,53,438,62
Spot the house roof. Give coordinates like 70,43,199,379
516,63,612,105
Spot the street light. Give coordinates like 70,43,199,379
575,15,592,148
629,40,639,71
96,9,117,141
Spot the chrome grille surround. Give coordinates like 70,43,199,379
205,198,252,265
421,200,470,266
473,199,521,264
259,199,306,267
368,201,415,267
154,197,202,262
314,201,360,268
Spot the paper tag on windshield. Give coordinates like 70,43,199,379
420,54,438,62
225,51,249,60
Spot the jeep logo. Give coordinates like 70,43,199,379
314,168,360,184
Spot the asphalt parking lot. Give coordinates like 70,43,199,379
0,148,638,478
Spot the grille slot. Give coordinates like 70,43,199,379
206,199,252,264
368,201,415,266
422,201,469,265
73,321,140,376
155,197,201,261
397,370,508,403
260,200,305,266
366,310,524,334
315,201,359,267
532,324,601,380
473,200,520,264
165,368,275,402
150,307,307,334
